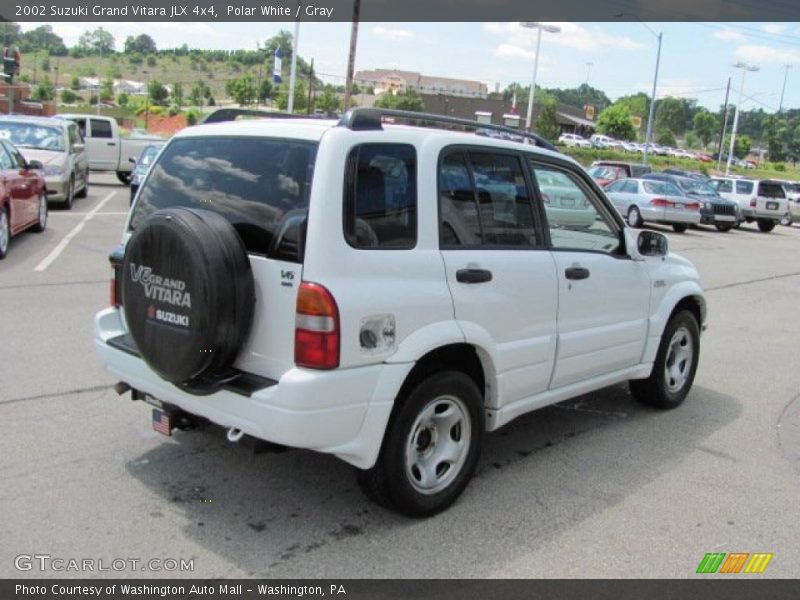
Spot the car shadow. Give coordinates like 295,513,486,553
125,383,740,577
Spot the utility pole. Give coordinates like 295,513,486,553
343,0,360,111
307,57,313,115
287,3,300,114
642,31,662,166
717,77,731,173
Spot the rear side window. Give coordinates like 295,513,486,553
90,119,113,139
130,136,317,255
758,182,785,198
735,180,753,194
343,144,416,249
438,150,538,248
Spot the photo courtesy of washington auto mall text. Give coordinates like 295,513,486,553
2,0,800,598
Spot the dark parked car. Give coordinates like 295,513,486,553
588,161,652,187
643,173,740,232
129,143,165,204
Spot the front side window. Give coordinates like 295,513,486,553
530,162,621,254
343,144,416,249
714,179,733,193
0,145,13,170
438,150,538,248
90,119,113,139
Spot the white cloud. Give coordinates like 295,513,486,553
734,44,800,65
483,21,642,52
761,24,787,34
492,44,537,62
371,26,414,41
713,28,746,42
632,78,698,99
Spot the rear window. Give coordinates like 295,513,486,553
129,137,317,255
758,182,785,198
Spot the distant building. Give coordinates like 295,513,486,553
354,69,488,99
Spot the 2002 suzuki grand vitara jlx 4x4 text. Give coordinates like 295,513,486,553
95,108,707,516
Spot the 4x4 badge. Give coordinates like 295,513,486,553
281,270,295,287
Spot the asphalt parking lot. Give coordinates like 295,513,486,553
1,173,799,578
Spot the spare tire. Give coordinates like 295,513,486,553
122,208,255,386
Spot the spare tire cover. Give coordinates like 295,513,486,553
122,208,255,385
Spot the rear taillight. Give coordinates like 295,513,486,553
108,246,123,308
650,198,674,207
295,282,340,369
750,198,757,207
110,265,119,307
685,202,701,210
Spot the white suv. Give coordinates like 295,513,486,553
557,132,591,148
711,176,789,232
94,109,707,516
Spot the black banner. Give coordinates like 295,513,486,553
1,0,800,22
4,579,800,600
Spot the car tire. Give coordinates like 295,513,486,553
0,206,9,259
629,310,700,410
116,171,132,186
672,223,688,233
715,223,733,232
356,371,484,517
76,171,88,198
757,219,776,233
63,176,74,210
31,192,47,233
627,206,643,228
780,214,792,227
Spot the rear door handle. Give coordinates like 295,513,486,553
456,268,493,284
107,142,116,146
565,267,590,280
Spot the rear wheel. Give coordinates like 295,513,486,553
63,176,74,210
757,219,776,233
76,171,88,198
630,310,700,410
0,207,9,259
715,223,733,232
116,171,131,186
357,371,484,517
672,223,688,233
780,213,792,227
31,192,47,232
627,206,643,228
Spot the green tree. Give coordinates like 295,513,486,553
147,79,169,105
31,76,55,101
189,81,211,106
373,89,425,112
146,55,157,67
595,104,636,141
692,110,718,148
275,80,308,112
100,76,114,102
655,128,676,147
609,92,649,119
315,85,341,114
117,92,129,106
655,97,686,136
60,89,77,103
684,131,700,150
70,75,81,90
225,74,257,105
172,82,183,108
77,27,115,55
257,79,273,104
20,25,67,55
723,133,752,158
534,92,559,141
123,34,157,54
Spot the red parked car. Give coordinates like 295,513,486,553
0,138,47,259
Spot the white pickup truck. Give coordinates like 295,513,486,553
60,114,165,185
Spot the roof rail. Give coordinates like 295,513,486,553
202,107,329,124
337,107,558,152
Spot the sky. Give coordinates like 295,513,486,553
19,21,800,111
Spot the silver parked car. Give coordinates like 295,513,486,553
0,116,89,210
605,178,701,233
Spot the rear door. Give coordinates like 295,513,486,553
528,160,650,389
756,181,787,217
439,148,558,407
84,118,119,170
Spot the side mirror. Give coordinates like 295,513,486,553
71,142,85,153
26,159,43,170
637,230,669,257
128,156,137,164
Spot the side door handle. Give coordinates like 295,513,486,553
456,268,493,284
107,142,116,146
565,267,590,280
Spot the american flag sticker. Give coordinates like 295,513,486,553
152,409,172,437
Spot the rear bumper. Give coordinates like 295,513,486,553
94,308,407,468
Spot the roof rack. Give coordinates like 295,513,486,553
202,107,329,124
337,108,558,152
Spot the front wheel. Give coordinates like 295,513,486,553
357,371,484,517
116,171,132,186
630,310,700,410
672,223,688,233
757,219,776,233
0,207,9,259
76,171,88,198
627,206,643,228
31,192,47,232
715,223,733,232
780,213,792,227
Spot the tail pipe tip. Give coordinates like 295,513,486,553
227,427,245,443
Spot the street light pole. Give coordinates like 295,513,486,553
778,64,791,113
585,62,593,86
642,31,662,166
726,62,759,176
520,22,560,132
287,3,300,114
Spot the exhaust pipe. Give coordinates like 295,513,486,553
227,427,245,443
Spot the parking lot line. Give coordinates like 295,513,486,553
33,190,117,272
